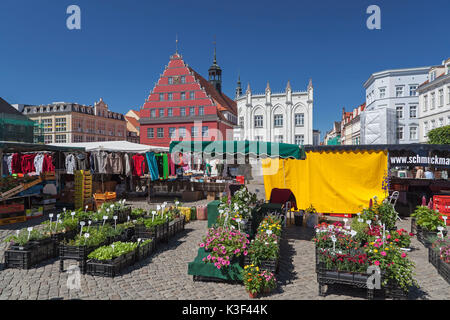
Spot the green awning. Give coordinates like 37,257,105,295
0,141,86,153
169,140,306,160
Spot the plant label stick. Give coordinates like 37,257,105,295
49,213,54,229
88,220,92,231
366,220,372,230
127,216,130,222
85,205,88,213
27,227,33,240
113,216,118,229
152,211,156,221
331,235,336,252
79,221,85,237
84,233,90,245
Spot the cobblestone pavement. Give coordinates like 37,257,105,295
0,205,449,300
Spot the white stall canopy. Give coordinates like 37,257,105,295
50,141,169,153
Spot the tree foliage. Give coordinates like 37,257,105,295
427,125,450,144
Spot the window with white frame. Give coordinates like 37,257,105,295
159,93,164,101
191,126,198,138
151,109,156,118
439,118,444,127
73,135,83,143
409,126,417,140
55,134,66,143
438,89,444,106
190,107,195,116
181,76,186,84
423,121,428,137
179,127,186,138
409,105,417,118
275,135,283,143
147,128,154,139
42,118,53,133
159,108,164,117
198,106,204,115
180,107,186,116
274,114,283,127
180,92,186,100
190,91,195,100
379,87,386,99
169,127,176,139
168,108,173,117
430,71,436,82
55,118,66,132
431,119,436,129
157,128,164,138
239,117,244,127
396,106,403,119
168,93,173,101
295,134,304,146
202,126,208,137
44,135,53,144
431,93,435,109
423,95,428,111
396,86,404,97
254,115,263,128
168,77,173,84
396,126,404,140
409,85,418,96
294,113,304,127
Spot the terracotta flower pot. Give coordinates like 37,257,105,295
263,287,270,294
248,291,258,299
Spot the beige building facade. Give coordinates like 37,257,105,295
23,98,126,144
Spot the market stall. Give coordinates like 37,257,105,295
50,141,170,206
0,141,85,225
262,144,450,217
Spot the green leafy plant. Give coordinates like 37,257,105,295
375,201,397,231
4,229,49,246
411,206,446,231
242,264,263,295
87,241,138,261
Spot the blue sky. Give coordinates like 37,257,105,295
1,0,449,138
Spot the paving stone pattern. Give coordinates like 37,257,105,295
0,205,449,300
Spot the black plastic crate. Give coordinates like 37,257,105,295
243,255,278,273
136,238,156,261
86,250,137,278
428,247,441,269
168,216,185,238
5,239,57,269
135,221,169,243
59,242,104,273
438,260,450,285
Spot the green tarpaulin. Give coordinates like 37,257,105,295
169,140,306,160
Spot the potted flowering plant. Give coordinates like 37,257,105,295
387,228,413,250
257,215,282,237
200,226,250,269
260,270,277,294
304,204,318,228
246,232,280,272
242,264,262,298
364,238,417,292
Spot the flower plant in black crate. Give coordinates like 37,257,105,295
5,238,57,269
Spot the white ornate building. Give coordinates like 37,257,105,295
417,58,450,142
234,80,314,145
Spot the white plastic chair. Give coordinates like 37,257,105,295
387,191,401,221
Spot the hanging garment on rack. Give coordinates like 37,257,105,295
11,153,21,174
6,154,13,174
34,153,45,175
162,153,169,179
168,153,175,176
42,153,55,172
2,156,9,176
89,152,96,173
124,153,132,177
145,152,159,181
76,153,89,171
154,154,164,178
65,153,77,174
110,153,124,174
132,153,146,177
95,151,109,174
21,154,36,174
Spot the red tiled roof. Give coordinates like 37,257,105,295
188,67,237,121
125,116,140,129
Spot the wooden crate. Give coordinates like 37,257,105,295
0,185,24,200
22,177,43,191
0,215,27,226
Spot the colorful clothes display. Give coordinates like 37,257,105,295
132,154,146,177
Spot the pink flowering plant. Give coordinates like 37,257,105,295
260,270,277,292
387,228,413,249
200,226,250,269
247,232,280,266
364,238,417,291
440,245,450,264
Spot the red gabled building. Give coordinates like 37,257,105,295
139,50,237,147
